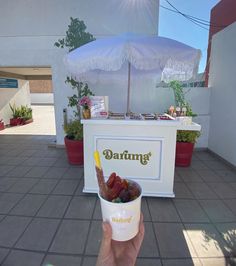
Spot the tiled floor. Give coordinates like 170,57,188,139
0,135,236,266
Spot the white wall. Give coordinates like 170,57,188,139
0,0,159,145
208,22,236,166
0,80,31,124
30,93,54,105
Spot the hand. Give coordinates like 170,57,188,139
96,213,145,266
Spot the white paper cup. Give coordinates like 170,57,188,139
98,180,142,241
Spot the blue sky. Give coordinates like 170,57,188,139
159,0,220,73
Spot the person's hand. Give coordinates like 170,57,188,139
96,213,145,266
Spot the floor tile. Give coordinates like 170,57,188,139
223,199,236,215
62,167,84,179
185,223,229,257
0,248,9,265
194,151,217,161
92,199,102,220
139,222,160,257
52,180,79,195
36,157,58,167
0,177,18,192
65,196,96,219
196,170,222,182
8,178,39,193
148,198,180,222
16,218,60,251
215,222,236,256
53,157,72,167
2,250,44,266
216,170,236,182
29,179,59,194
22,157,43,166
207,182,236,199
10,194,47,216
0,165,16,176
178,170,203,183
136,258,162,266
42,254,81,266
0,193,24,214
206,161,231,170
82,256,97,266
85,220,102,255
141,197,152,221
162,258,201,266
24,166,50,178
0,216,31,247
50,220,90,254
190,161,209,170
42,167,68,179
199,199,236,222
153,223,196,258
173,199,210,222
37,195,71,218
5,166,32,177
173,183,194,199
186,182,218,199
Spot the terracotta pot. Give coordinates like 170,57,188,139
64,136,84,165
175,142,194,167
0,122,4,131
10,118,23,126
82,108,91,119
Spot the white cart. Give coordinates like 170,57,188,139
82,119,201,197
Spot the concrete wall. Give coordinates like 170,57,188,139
0,80,31,124
208,22,236,166
0,0,159,144
30,93,54,105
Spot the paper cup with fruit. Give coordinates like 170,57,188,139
94,151,142,241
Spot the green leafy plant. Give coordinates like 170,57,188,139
177,130,201,143
64,120,83,140
169,80,197,117
9,103,21,118
55,17,95,120
19,105,32,120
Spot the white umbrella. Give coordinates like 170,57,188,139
64,33,201,114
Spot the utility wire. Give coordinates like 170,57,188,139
162,0,227,30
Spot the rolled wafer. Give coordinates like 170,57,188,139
94,151,108,199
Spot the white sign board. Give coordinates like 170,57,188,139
95,136,163,180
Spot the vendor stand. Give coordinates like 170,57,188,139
82,118,201,197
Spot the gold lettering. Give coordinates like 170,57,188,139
102,149,152,165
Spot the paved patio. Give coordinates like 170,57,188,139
0,135,236,266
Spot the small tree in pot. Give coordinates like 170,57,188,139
55,17,95,165
169,81,201,167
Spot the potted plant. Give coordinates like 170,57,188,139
168,81,201,167
20,105,33,125
0,119,4,130
64,120,84,165
175,130,200,167
55,17,95,165
9,103,22,126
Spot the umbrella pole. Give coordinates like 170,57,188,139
126,62,131,115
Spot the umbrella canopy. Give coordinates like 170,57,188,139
64,33,201,113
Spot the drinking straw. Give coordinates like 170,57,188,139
94,150,108,198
